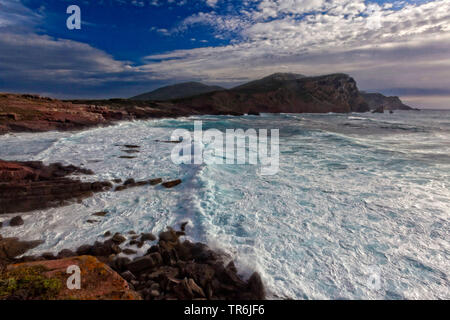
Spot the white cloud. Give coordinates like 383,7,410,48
140,0,450,108
0,0,41,27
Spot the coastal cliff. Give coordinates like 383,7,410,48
360,92,414,111
177,73,369,114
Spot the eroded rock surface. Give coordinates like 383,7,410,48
0,160,112,214
1,256,141,300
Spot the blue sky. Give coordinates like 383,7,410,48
0,0,449,108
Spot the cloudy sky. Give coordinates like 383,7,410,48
0,0,449,108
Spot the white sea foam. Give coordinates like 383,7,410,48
0,111,449,299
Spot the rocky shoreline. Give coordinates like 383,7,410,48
1,223,265,300
0,159,265,300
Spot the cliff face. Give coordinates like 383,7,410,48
360,92,414,111
175,74,370,114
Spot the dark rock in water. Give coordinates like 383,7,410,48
41,252,55,260
123,248,138,255
180,222,189,232
162,179,182,188
372,106,385,113
247,272,265,300
126,256,155,273
149,178,163,185
390,110,394,114
76,244,93,256
0,160,111,214
103,231,111,237
86,220,98,224
91,241,114,257
156,140,182,144
129,240,139,246
9,216,24,227
93,211,108,217
57,249,76,259
112,233,126,244
141,233,157,242
115,185,128,191
122,149,140,154
112,179,122,183
119,156,136,159
0,237,43,264
124,178,136,185
123,145,140,149
0,221,3,228
159,228,179,243
248,110,260,116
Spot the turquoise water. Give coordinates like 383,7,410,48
0,110,449,299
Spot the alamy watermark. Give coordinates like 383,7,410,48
366,265,382,292
170,121,279,176
66,5,81,30
66,265,81,290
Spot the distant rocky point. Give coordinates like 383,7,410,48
360,92,416,111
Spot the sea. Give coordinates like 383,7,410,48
0,110,449,299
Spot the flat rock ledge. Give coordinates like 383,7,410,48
1,256,141,300
0,160,112,214
3,224,265,300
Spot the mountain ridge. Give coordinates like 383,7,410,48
130,82,224,101
131,73,413,112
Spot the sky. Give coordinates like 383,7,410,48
0,0,449,108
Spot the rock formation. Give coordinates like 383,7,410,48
360,92,415,111
1,256,141,300
0,160,112,214
2,224,266,300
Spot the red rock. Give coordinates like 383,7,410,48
4,256,142,300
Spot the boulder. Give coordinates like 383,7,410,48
141,233,156,242
0,237,43,264
123,178,135,186
9,216,24,227
57,249,76,259
149,178,163,185
111,233,126,244
247,272,265,300
162,179,182,188
2,256,141,300
126,256,155,274
76,244,93,256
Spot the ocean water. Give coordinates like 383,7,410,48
0,110,449,300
